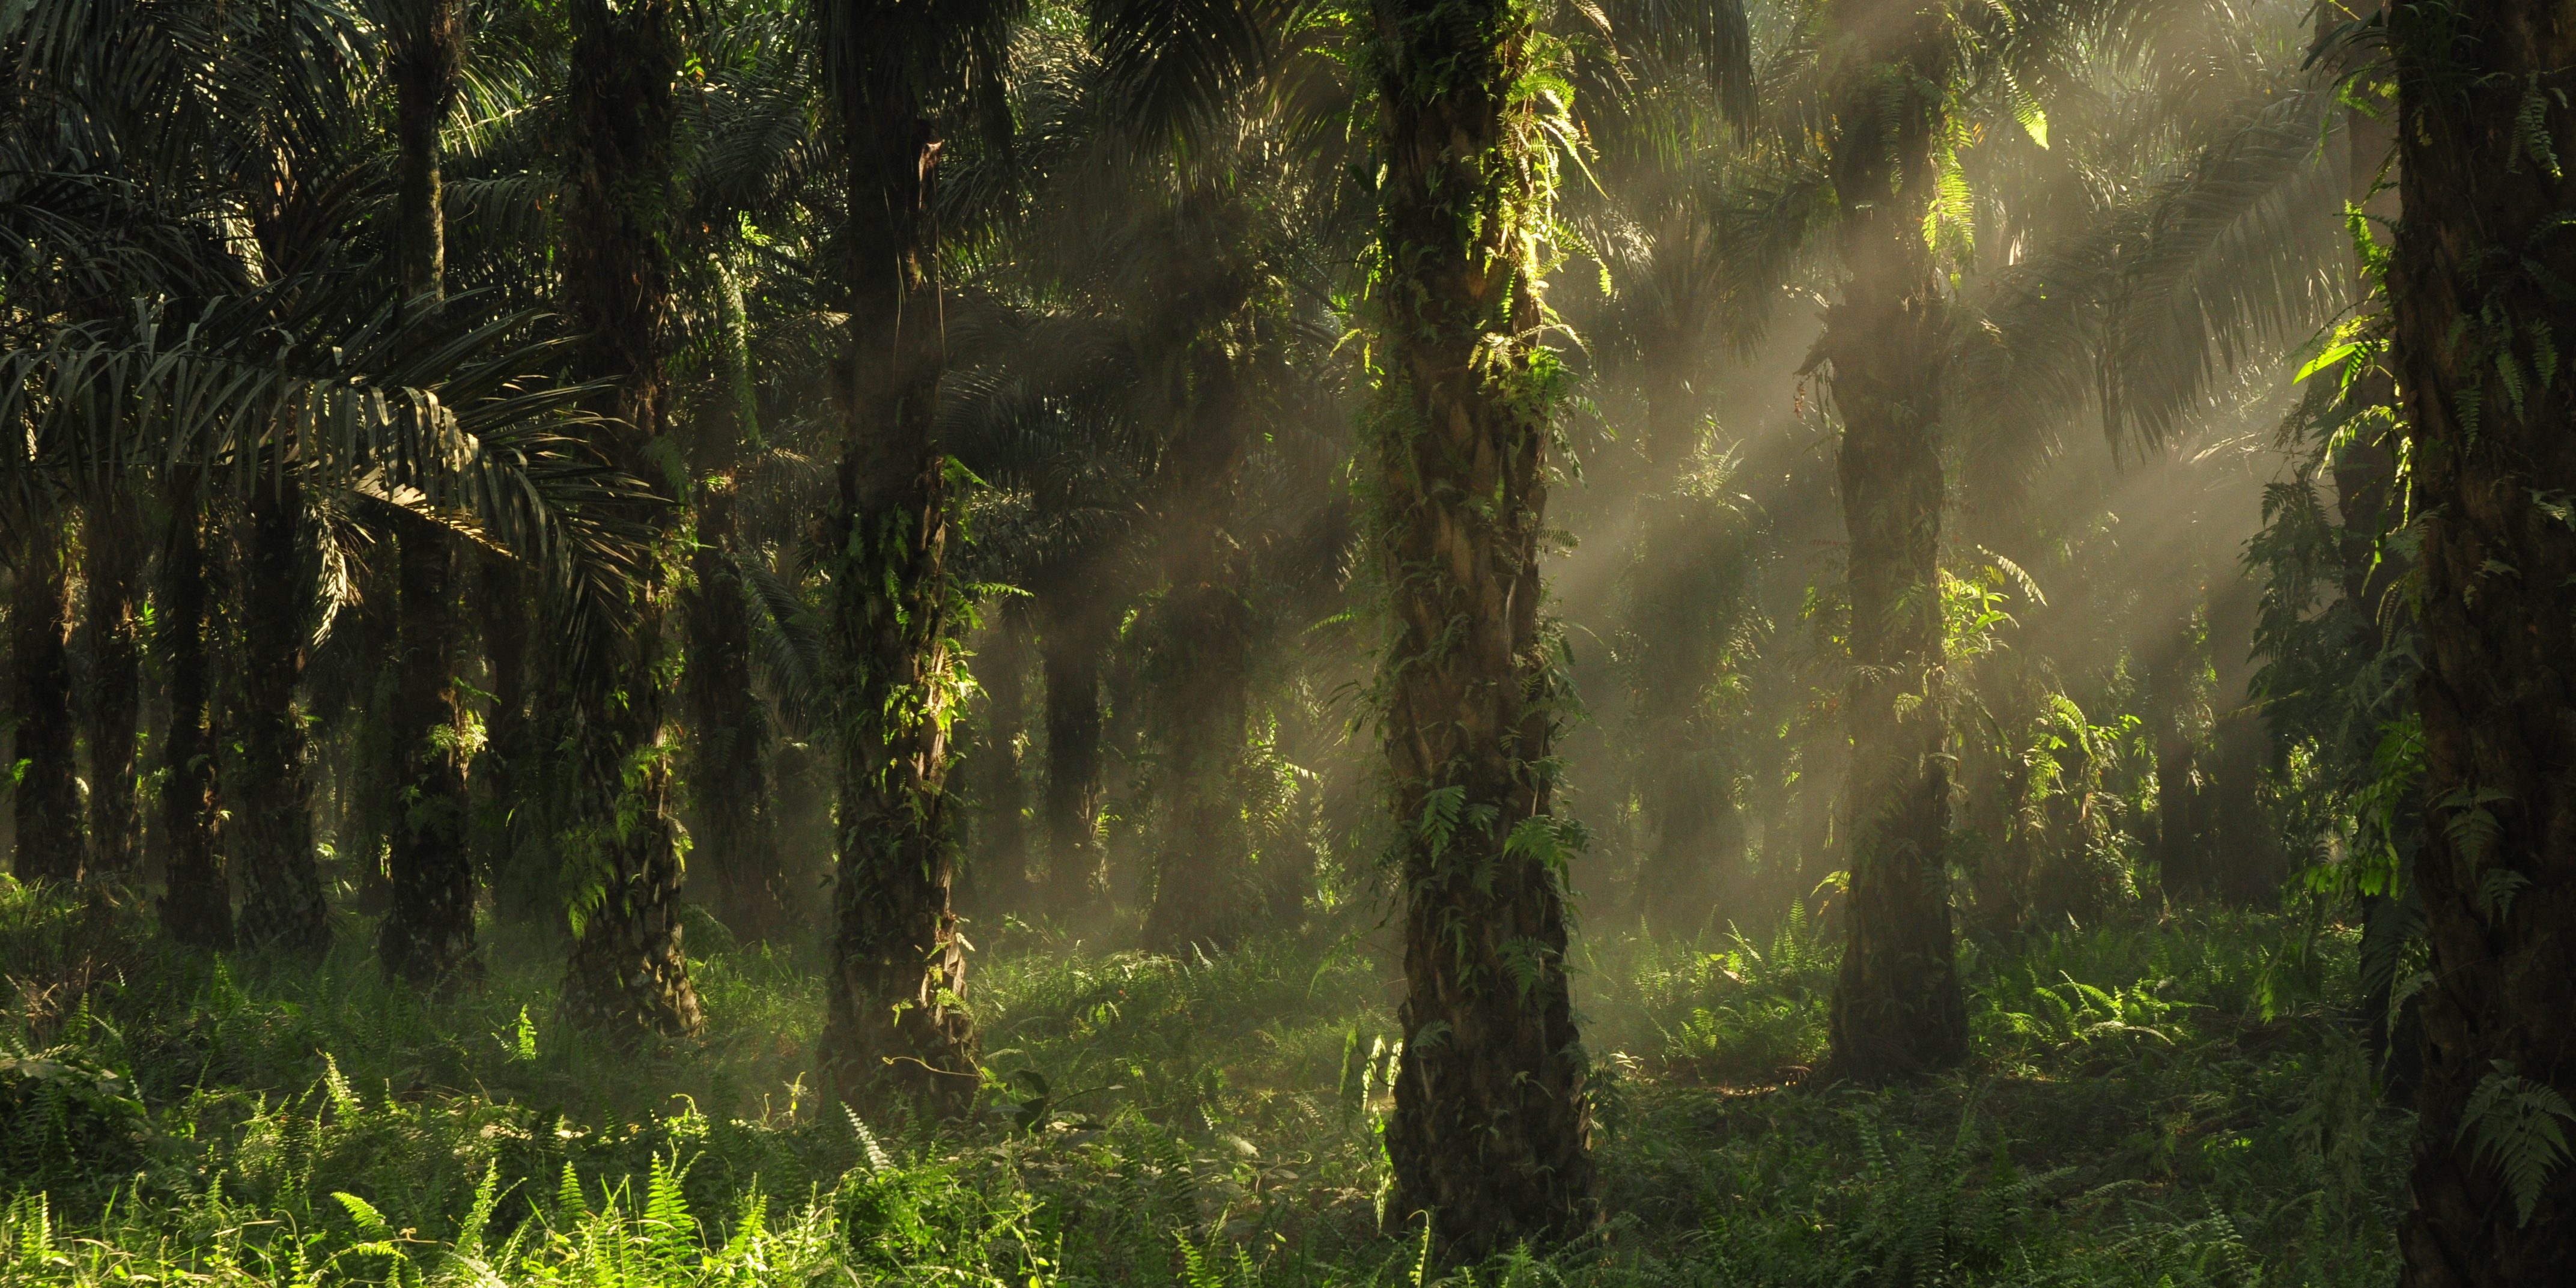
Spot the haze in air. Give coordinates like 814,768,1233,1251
4,0,2572,1283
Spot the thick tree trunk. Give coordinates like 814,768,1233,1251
378,527,476,983
684,478,786,939
557,0,700,1038
814,25,975,1109
232,484,331,955
11,523,84,883
1039,587,1112,914
2387,1,2576,1278
1817,13,1967,1082
1370,0,1596,1256
82,491,144,878
157,512,231,949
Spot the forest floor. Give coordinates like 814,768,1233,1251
0,883,2401,1287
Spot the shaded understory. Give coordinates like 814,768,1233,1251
1,882,2396,1287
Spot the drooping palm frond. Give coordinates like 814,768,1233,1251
1952,86,2341,502
0,291,655,653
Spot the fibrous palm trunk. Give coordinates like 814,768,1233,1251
557,0,699,1038
1370,0,1596,1256
379,528,475,982
11,521,84,883
2386,0,2576,1275
813,7,976,1110
232,483,331,955
377,0,475,985
82,491,144,878
1817,14,1967,1083
684,478,786,939
157,511,231,949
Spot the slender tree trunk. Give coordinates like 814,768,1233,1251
2148,618,2204,901
684,478,786,939
2388,0,2576,1277
1143,357,1254,952
232,483,330,955
11,521,84,883
82,491,144,878
1817,12,1967,1082
813,4,977,1111
1040,585,1112,913
1370,0,1596,1255
157,511,231,949
958,614,1030,917
377,0,474,985
557,0,699,1038
477,553,542,919
378,526,476,983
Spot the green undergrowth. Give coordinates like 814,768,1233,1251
1,879,2400,1287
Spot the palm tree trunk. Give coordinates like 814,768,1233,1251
2387,0,2576,1275
157,510,231,949
82,491,144,878
11,521,84,883
958,615,1030,917
684,478,786,939
557,0,700,1038
813,8,977,1111
1817,28,1967,1081
1370,0,1596,1255
376,0,474,985
476,553,542,919
378,527,475,982
1040,586,1112,913
232,483,330,955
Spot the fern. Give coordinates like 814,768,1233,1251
2458,1061,2576,1226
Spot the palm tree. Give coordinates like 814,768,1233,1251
2382,0,2576,1271
812,0,1021,1111
375,0,477,985
1802,0,1970,1082
554,0,702,1038
1367,0,1597,1254
82,490,145,878
8,510,82,882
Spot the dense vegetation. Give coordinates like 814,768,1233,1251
1,0,2568,1283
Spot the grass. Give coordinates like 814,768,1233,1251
0,879,2401,1287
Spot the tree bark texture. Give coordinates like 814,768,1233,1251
378,526,476,983
1817,1,1968,1083
231,484,330,955
684,478,787,940
816,6,976,1111
2387,0,2576,1278
82,491,144,877
11,522,84,883
157,511,231,949
1370,0,1596,1256
557,0,700,1039
387,0,461,304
